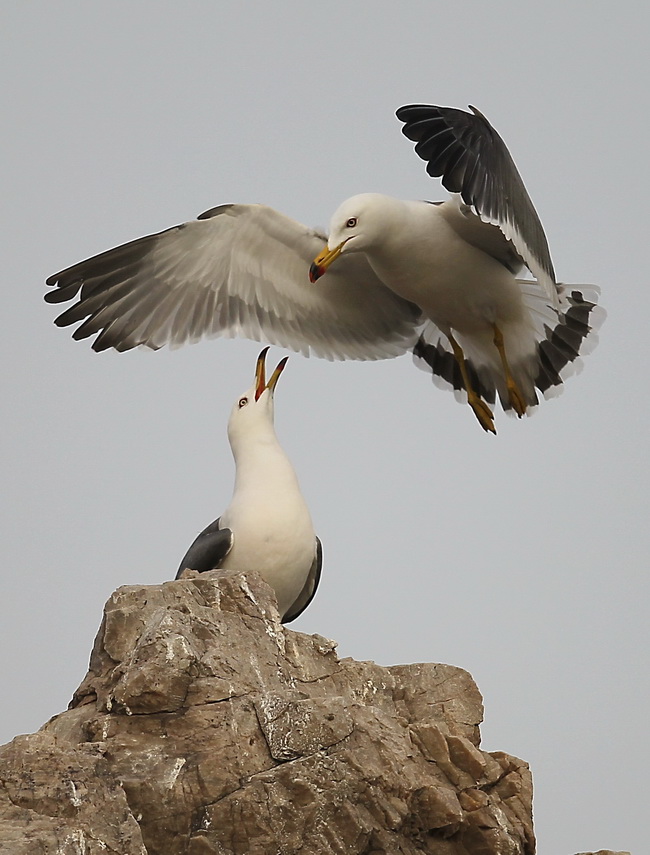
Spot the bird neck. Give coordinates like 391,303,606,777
230,428,299,493
366,202,440,296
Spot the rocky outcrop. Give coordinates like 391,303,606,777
0,569,535,854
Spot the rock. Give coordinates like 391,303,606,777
0,732,145,854
0,568,535,854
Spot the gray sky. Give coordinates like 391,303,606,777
2,3,647,853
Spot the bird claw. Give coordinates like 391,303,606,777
507,381,527,418
468,394,496,434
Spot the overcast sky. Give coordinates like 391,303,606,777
2,3,647,853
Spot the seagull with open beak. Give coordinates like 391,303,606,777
175,347,322,623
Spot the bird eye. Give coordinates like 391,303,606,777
346,217,357,228
238,397,248,408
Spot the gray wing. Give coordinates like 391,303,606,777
175,517,234,579
281,536,322,624
396,104,559,306
46,204,421,359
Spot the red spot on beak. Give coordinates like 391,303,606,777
309,262,324,283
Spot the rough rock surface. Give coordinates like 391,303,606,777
0,569,536,855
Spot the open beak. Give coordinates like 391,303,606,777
267,356,289,393
255,347,288,400
309,241,346,282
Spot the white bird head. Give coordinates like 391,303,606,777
227,347,288,446
309,193,399,282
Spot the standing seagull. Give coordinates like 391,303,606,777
45,103,604,433
175,348,322,624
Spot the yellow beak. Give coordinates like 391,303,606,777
255,347,288,400
267,357,288,393
309,241,346,282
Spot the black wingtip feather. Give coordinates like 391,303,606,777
44,282,83,304
534,291,601,394
397,102,558,287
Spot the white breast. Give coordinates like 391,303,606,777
368,202,526,335
220,439,316,617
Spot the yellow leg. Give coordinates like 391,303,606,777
492,325,527,417
447,332,496,434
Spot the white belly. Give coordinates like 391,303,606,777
220,496,315,617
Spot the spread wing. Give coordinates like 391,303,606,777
175,517,233,579
46,204,421,360
282,536,322,624
397,104,559,307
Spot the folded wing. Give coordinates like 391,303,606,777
282,537,323,624
175,518,233,579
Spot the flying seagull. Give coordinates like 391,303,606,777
45,103,604,433
175,348,322,624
